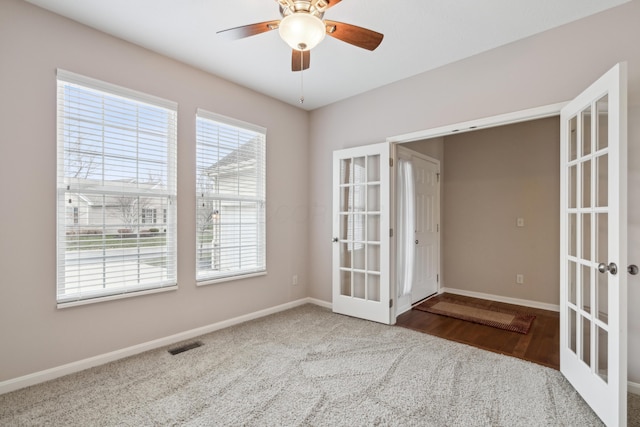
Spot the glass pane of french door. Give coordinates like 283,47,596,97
338,154,381,302
565,94,610,382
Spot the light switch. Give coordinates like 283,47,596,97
516,217,525,227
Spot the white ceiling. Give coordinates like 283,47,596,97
25,0,630,110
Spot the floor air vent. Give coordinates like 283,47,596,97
168,341,203,355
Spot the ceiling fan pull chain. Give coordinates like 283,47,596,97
299,50,305,104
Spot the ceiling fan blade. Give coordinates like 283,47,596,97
292,49,310,72
324,20,383,51
217,20,280,40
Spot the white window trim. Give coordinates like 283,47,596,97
57,69,177,111
196,108,266,135
196,271,268,287
57,285,178,309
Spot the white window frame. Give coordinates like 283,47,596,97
56,70,178,307
195,109,267,284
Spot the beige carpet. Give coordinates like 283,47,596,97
1,304,638,426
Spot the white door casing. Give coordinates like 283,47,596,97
560,63,627,426
332,142,391,324
412,155,440,303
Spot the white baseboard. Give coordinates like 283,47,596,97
441,287,560,312
629,381,640,396
307,297,332,309
0,297,324,396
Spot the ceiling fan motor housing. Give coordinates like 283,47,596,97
278,0,328,18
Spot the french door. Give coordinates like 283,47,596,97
560,63,627,426
332,142,391,324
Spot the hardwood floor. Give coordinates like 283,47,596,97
396,293,560,370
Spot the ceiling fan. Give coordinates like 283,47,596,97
217,0,384,72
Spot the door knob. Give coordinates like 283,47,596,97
415,240,419,244
629,264,639,275
598,262,618,275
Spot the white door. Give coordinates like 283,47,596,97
560,63,627,426
332,142,391,324
412,155,440,303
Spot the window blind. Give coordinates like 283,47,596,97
56,70,177,304
195,109,266,283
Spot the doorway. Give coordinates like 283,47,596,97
392,117,565,386
394,115,562,315
392,116,563,369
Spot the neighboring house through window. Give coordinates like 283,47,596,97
195,109,266,283
141,208,157,224
56,70,178,305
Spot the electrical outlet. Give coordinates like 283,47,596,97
516,217,525,227
516,274,524,284
292,275,298,286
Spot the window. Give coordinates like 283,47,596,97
56,70,177,305
141,208,157,224
195,109,266,283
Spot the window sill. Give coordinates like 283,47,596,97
196,271,267,287
57,284,178,309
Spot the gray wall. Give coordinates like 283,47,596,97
442,117,560,304
308,2,640,382
0,0,309,382
403,137,445,162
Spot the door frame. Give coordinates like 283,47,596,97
395,145,441,314
388,103,567,145
388,102,567,320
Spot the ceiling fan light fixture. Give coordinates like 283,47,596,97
278,13,326,51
